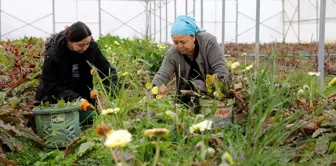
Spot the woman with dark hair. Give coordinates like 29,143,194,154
34,21,118,120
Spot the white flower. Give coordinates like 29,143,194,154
137,69,144,75
205,147,216,156
231,62,240,69
114,41,120,45
104,130,132,148
308,72,320,76
303,85,310,91
157,44,166,50
189,120,213,133
102,108,121,115
241,53,247,57
224,54,231,57
297,89,304,96
245,64,253,71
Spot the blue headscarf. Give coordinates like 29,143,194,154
171,15,204,35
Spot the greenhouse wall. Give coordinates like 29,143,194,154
0,0,335,43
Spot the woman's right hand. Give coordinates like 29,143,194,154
80,98,95,111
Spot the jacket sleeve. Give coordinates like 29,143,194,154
206,37,232,85
151,49,176,86
41,51,81,101
93,48,118,97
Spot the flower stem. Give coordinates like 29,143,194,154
109,148,118,164
96,97,105,123
309,81,313,108
153,137,160,166
244,56,247,67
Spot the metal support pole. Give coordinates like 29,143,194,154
316,0,319,42
298,0,300,42
76,0,78,21
186,0,188,15
149,0,152,40
160,0,162,43
282,0,285,42
193,0,196,18
0,0,1,40
235,0,238,44
174,0,177,20
154,1,156,41
166,0,168,43
255,0,260,68
222,0,225,51
98,0,101,36
318,0,326,93
145,0,149,39
201,0,204,28
52,0,55,34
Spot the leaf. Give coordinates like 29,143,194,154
0,154,16,166
315,136,330,155
328,141,336,154
77,141,96,157
39,151,59,161
0,132,17,151
303,121,319,131
63,137,82,158
56,99,66,108
323,109,336,120
0,120,21,134
15,124,44,145
312,128,330,138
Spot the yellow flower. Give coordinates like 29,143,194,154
241,53,247,57
145,83,153,90
156,95,163,99
151,86,159,95
227,61,233,67
102,108,120,115
328,77,336,87
245,64,253,71
189,120,213,133
144,128,170,138
104,130,132,148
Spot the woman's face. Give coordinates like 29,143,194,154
171,34,195,55
68,36,92,53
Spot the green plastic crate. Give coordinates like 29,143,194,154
33,105,81,148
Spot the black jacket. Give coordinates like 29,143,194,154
34,31,118,105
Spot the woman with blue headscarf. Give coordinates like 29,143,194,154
152,15,231,108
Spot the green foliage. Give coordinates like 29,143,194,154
0,109,44,166
2,35,336,166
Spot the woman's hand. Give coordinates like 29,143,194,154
80,98,95,111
